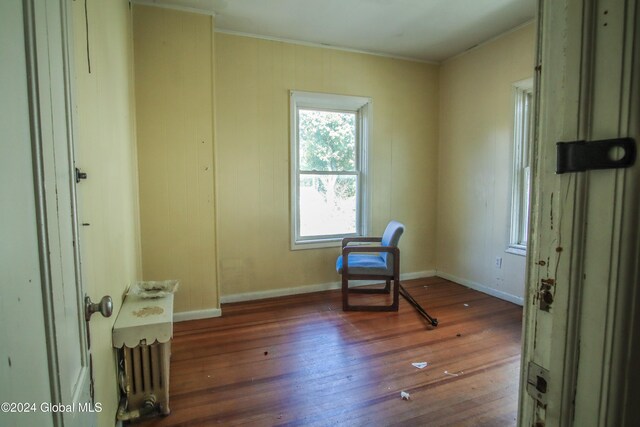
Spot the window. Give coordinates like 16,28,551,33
290,91,371,249
508,79,533,256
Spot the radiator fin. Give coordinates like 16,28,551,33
121,342,171,415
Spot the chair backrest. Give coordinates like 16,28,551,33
381,221,404,268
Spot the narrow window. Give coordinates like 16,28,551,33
508,79,533,255
290,91,371,249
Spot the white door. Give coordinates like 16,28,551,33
0,1,97,426
0,1,58,425
519,0,640,426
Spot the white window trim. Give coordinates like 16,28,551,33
290,91,371,250
508,78,533,257
506,245,528,257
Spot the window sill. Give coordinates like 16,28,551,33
506,245,527,257
291,238,343,251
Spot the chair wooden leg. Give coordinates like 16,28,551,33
342,275,349,311
385,280,391,294
391,278,400,310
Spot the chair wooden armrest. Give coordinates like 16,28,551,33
341,236,382,247
342,245,398,256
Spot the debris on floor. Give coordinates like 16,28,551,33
456,333,462,337
400,391,411,400
411,362,428,369
444,370,464,377
463,303,469,307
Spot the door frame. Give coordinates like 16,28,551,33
519,0,640,425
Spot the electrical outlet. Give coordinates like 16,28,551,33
495,257,503,269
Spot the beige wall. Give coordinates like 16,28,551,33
437,23,535,302
215,34,439,298
71,0,141,425
129,7,532,309
133,6,219,314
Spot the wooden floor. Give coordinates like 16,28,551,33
139,277,523,426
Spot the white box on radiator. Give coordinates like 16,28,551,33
113,293,174,418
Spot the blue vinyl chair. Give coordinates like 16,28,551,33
336,221,404,311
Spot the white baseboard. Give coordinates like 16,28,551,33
173,307,222,322
220,270,436,304
400,270,437,281
173,270,520,317
436,271,524,306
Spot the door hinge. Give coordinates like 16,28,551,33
556,137,636,174
526,361,550,406
89,353,95,403
75,167,88,183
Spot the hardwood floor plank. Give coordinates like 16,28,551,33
137,277,522,426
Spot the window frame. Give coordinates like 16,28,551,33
507,78,534,256
290,91,371,250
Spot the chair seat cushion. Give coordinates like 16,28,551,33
336,254,392,276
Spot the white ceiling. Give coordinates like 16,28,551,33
137,0,536,62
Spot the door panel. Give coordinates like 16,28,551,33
33,0,88,405
0,1,55,425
